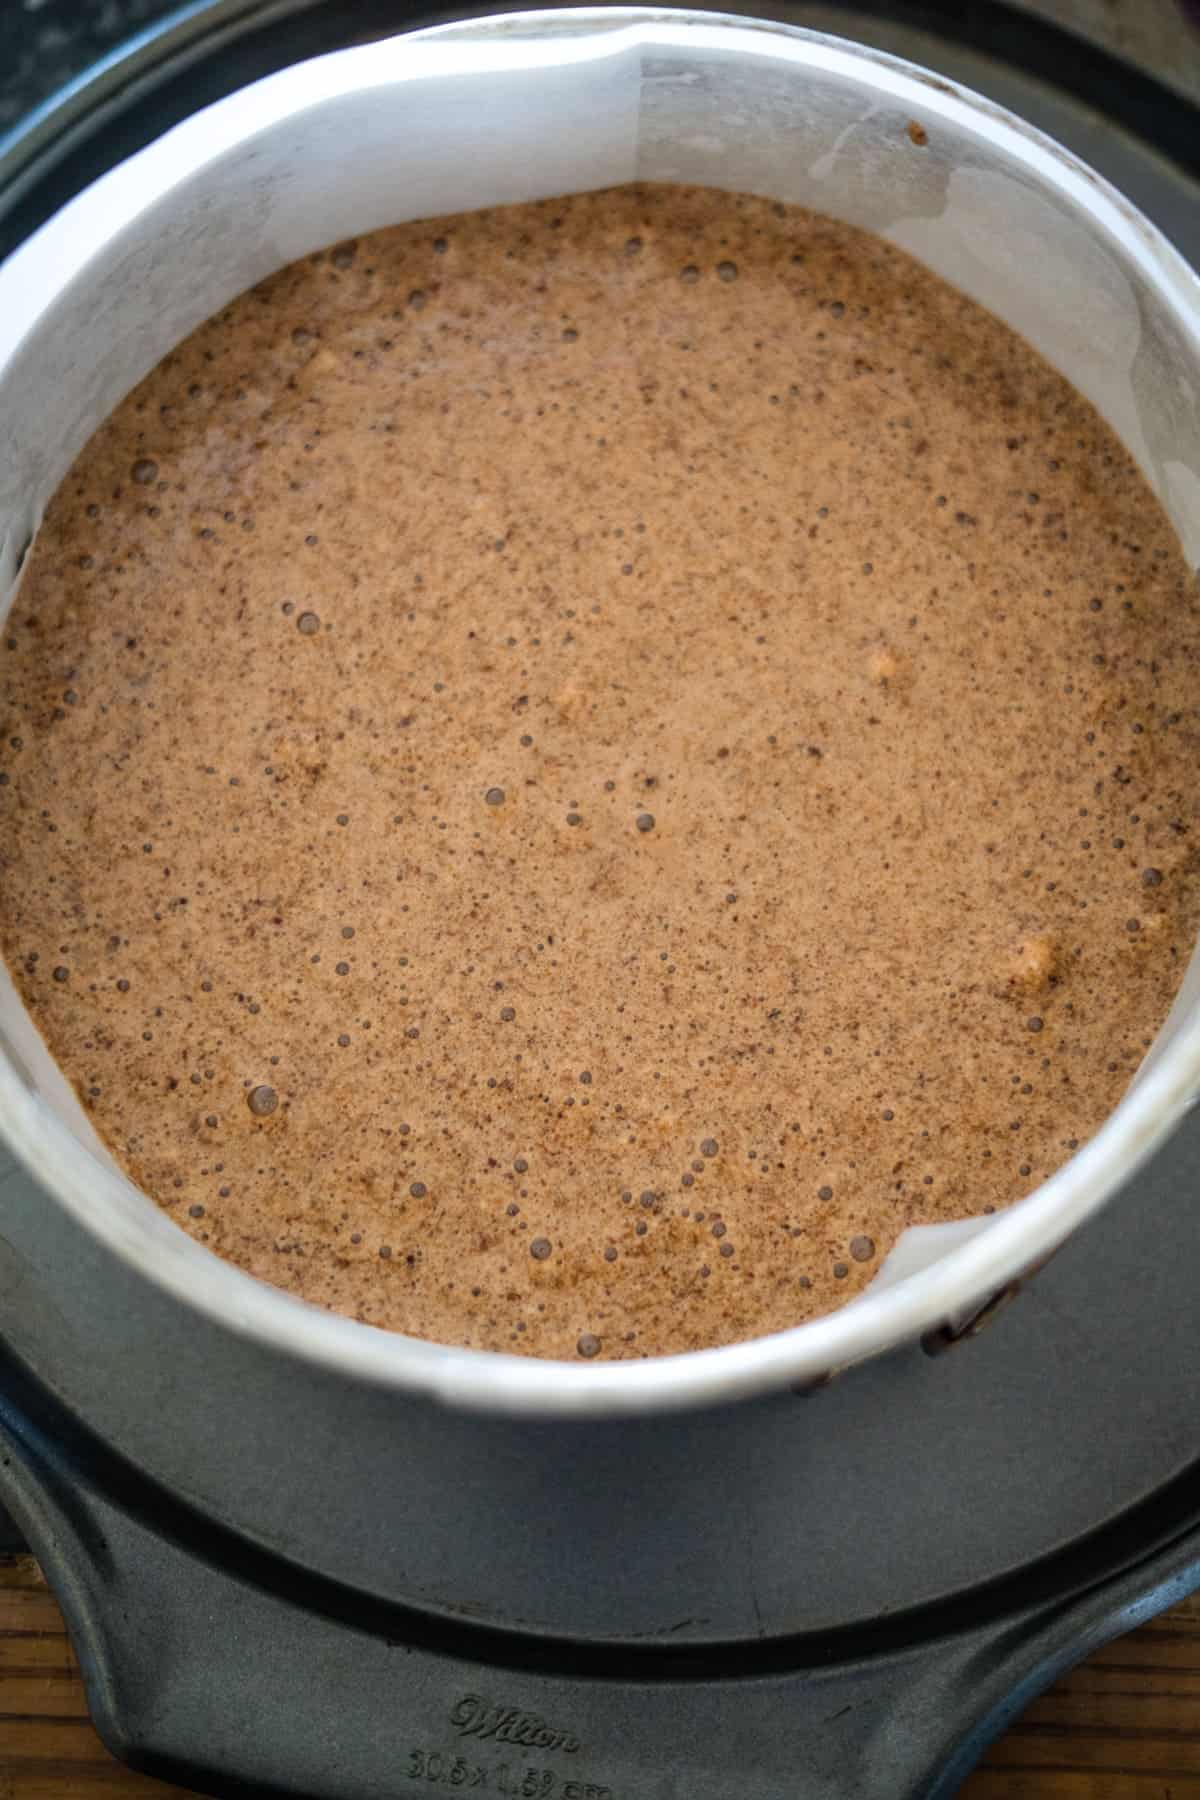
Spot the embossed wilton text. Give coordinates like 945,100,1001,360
450,1697,581,1754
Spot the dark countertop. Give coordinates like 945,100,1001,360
1,0,1198,140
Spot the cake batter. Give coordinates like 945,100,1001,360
1,183,1197,1359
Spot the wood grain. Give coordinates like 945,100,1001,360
1,1554,1198,1797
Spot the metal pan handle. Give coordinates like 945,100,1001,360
3,1394,1198,1800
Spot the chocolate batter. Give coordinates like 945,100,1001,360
2,184,1197,1360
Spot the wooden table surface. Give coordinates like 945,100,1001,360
2,1553,1199,1799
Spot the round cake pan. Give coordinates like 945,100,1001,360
1,7,1199,1426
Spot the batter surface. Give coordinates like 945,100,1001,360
2,184,1198,1359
